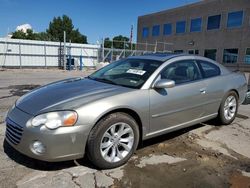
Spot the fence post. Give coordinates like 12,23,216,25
154,40,158,53
44,42,47,68
123,41,126,58
68,41,72,71
63,31,66,70
102,38,105,62
80,55,83,70
19,40,22,69
111,40,113,63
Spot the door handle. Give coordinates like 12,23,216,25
200,88,206,94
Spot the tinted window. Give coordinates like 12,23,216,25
142,27,149,38
161,60,201,85
188,50,199,55
204,49,217,61
223,49,238,63
245,48,250,64
176,21,186,34
198,60,221,78
174,50,184,53
227,11,243,28
163,23,172,35
89,59,162,89
190,18,202,32
152,25,160,36
207,15,221,30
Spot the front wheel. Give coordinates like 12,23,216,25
217,91,238,125
87,112,139,169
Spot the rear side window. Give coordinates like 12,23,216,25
197,60,221,78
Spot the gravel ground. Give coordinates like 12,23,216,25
0,69,250,188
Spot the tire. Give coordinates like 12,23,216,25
217,91,238,125
87,112,139,169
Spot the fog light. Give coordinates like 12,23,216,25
31,141,46,154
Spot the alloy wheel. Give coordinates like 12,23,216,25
100,122,134,163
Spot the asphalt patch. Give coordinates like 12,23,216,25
0,84,40,99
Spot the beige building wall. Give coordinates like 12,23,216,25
137,0,250,72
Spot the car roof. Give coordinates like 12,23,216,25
127,53,192,62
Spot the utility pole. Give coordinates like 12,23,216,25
130,24,133,51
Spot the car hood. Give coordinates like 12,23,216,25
16,77,131,115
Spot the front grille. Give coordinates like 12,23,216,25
5,118,23,145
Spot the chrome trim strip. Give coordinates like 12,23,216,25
152,99,220,118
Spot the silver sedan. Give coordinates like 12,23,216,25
5,54,248,169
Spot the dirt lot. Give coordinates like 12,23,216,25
0,69,250,188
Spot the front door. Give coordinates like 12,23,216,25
149,59,206,133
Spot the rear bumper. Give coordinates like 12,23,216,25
5,106,92,162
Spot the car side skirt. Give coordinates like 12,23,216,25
144,113,218,140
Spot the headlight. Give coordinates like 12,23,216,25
31,111,78,129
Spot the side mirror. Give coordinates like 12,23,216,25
154,79,175,89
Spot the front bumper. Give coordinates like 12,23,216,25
5,106,92,162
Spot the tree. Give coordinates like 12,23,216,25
11,29,50,41
47,15,87,43
33,32,52,41
104,35,135,50
11,30,28,39
70,29,87,44
11,15,87,44
104,37,112,48
113,35,129,49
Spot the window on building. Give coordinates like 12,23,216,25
223,49,238,63
142,27,149,38
227,11,243,28
204,49,217,61
152,25,160,36
190,18,202,32
163,23,172,35
245,48,250,64
197,60,221,78
207,15,221,30
176,21,186,34
174,50,184,53
188,50,199,55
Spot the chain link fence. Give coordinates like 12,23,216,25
0,38,174,69
100,40,173,63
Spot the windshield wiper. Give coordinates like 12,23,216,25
91,77,118,85
86,76,93,80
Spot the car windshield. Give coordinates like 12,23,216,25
88,58,163,89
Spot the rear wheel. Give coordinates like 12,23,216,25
87,112,139,169
217,91,238,125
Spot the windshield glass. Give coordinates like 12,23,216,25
88,59,162,89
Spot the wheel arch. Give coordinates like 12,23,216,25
227,89,239,99
88,108,143,147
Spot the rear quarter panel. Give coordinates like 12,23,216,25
225,72,248,103
211,72,247,105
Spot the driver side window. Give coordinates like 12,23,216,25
160,60,201,85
